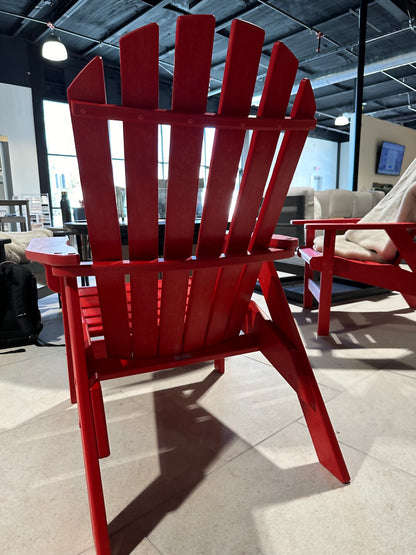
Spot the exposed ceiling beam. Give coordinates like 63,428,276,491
31,0,93,43
256,0,361,59
290,49,416,94
11,0,49,37
80,0,174,57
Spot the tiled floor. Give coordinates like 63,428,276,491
1,290,415,554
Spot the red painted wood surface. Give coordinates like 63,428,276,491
224,78,317,341
27,15,350,554
120,23,160,357
68,58,131,358
206,42,299,346
159,15,215,356
183,19,265,351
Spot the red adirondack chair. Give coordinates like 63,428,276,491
294,168,416,336
27,15,349,554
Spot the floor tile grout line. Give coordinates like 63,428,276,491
0,400,77,437
334,437,416,480
388,369,416,380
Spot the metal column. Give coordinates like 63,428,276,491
351,0,368,191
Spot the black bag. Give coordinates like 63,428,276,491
0,261,43,348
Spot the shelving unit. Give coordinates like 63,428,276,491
22,193,51,228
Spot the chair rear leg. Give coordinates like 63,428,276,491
254,315,350,483
317,268,334,336
402,292,416,308
256,263,350,483
299,385,350,482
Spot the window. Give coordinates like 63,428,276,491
44,100,80,226
44,101,244,224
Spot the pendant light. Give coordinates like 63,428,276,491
42,22,68,62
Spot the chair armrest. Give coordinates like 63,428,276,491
269,234,298,250
292,218,360,225
26,236,80,266
292,220,416,232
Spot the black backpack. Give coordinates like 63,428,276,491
0,261,43,348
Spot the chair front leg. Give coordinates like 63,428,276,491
59,277,77,403
64,278,111,554
214,358,225,373
303,261,315,309
303,226,316,309
317,230,336,336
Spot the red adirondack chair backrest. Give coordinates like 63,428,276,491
67,15,315,360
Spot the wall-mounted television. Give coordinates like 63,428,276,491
376,141,405,176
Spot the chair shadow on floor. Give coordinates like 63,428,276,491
293,299,416,374
296,298,415,338
105,365,345,555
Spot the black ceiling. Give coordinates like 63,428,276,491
1,0,416,141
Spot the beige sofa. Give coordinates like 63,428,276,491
286,186,384,221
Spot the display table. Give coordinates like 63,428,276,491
64,220,202,260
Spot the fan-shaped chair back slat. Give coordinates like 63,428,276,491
182,19,265,352
120,23,160,357
158,15,215,356
203,41,301,348
67,15,316,361
224,79,317,341
68,58,131,358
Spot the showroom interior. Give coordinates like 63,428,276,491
0,1,416,554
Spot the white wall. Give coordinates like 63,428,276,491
290,136,338,191
0,83,40,197
338,141,350,190
350,114,416,191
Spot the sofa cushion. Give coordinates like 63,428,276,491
0,229,53,264
314,189,384,220
287,186,315,219
351,190,384,218
315,189,354,219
